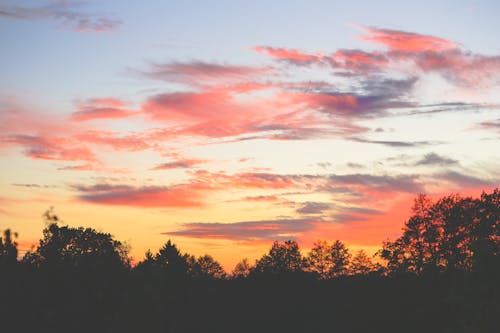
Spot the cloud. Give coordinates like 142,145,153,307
349,137,439,147
479,119,500,132
72,182,208,207
330,49,388,74
76,131,151,151
358,26,458,52
341,206,384,215
330,213,371,223
57,163,96,171
1,134,97,162
152,159,205,170
11,183,55,188
437,171,493,188
254,26,500,87
328,204,391,225
347,162,364,169
142,87,369,140
165,217,322,241
296,202,332,215
243,195,281,202
328,173,424,193
358,26,500,87
0,1,121,32
71,98,136,121
142,61,268,85
253,46,324,65
415,152,458,166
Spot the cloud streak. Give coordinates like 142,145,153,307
165,218,322,241
72,183,208,208
71,98,136,121
0,1,121,32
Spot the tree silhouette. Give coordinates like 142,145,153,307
254,240,306,274
471,189,500,274
232,258,252,278
349,250,377,275
0,190,498,332
24,221,129,271
380,189,500,276
190,254,226,279
0,229,18,266
307,240,351,278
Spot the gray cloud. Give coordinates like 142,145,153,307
0,1,121,32
164,218,323,241
329,173,424,193
142,61,267,84
437,171,494,188
349,137,441,147
331,213,371,223
296,202,332,215
415,152,458,166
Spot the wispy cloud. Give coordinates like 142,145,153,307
437,171,494,188
349,137,440,147
358,26,458,52
152,159,205,170
328,173,424,193
1,134,97,162
415,153,458,166
165,217,322,241
142,61,268,86
252,46,324,65
478,119,500,132
72,182,208,207
0,1,121,32
296,202,332,215
71,98,136,121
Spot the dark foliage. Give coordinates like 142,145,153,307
0,189,498,332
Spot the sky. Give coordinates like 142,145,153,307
1,0,500,269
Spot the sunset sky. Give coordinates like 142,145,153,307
1,0,499,269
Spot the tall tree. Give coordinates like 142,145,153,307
254,240,306,274
191,255,226,279
232,258,252,278
349,250,377,275
0,229,18,266
380,189,500,275
307,240,351,278
23,222,129,271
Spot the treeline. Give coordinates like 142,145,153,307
0,189,498,332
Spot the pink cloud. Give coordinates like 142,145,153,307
71,98,136,121
1,134,97,162
331,49,389,73
358,26,458,53
253,46,324,64
76,130,151,151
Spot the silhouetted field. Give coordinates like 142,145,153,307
1,189,498,332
